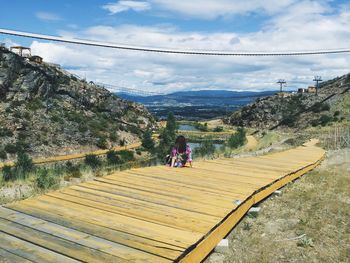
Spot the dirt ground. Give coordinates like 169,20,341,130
206,148,350,263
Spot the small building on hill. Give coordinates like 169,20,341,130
10,46,31,58
29,55,43,64
298,88,307,93
307,86,317,93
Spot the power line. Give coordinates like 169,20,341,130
1,28,350,56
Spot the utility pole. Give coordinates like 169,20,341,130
313,76,322,95
277,79,286,92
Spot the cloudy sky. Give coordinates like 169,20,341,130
1,0,350,93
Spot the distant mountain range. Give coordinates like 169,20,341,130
116,90,277,106
115,89,278,120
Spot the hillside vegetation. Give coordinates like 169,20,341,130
225,73,350,130
0,47,156,160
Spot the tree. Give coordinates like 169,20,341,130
142,130,155,152
227,127,246,149
165,112,177,141
157,112,177,158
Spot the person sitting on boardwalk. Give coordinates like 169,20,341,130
169,135,192,168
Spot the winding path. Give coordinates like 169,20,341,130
0,139,325,262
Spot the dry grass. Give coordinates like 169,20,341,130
206,148,350,263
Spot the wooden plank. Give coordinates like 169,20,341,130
80,181,233,217
0,232,80,263
0,207,170,263
0,248,32,263
99,172,245,200
45,191,218,233
93,177,243,208
109,168,273,189
66,186,222,221
0,218,126,263
123,169,260,195
16,197,202,247
7,204,182,260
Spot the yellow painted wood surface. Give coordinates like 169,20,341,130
0,139,325,262
0,142,141,169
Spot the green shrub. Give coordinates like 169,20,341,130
0,150,7,160
311,119,319,127
13,110,22,118
36,168,60,190
106,150,121,165
227,128,246,149
78,124,88,133
334,111,340,117
118,150,135,163
50,114,62,123
128,125,141,136
4,144,17,154
194,122,209,132
96,136,108,149
11,100,24,108
319,115,332,126
67,111,85,124
2,166,13,182
15,152,34,178
88,119,106,134
0,127,13,137
109,133,118,142
311,102,330,113
85,154,102,169
27,98,43,111
281,115,297,127
194,140,216,157
15,140,30,153
141,130,155,152
65,161,82,178
120,138,126,146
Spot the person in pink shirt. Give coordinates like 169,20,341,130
170,135,192,168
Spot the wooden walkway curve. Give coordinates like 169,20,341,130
0,140,325,262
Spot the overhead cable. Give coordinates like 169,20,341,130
1,28,350,56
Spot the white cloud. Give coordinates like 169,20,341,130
102,1,151,14
24,2,350,93
149,0,297,19
35,12,62,22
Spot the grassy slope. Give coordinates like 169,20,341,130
206,149,350,263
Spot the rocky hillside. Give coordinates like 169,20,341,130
224,73,350,130
0,47,156,160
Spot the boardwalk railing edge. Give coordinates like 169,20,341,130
176,152,326,263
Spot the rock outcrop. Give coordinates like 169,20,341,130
0,47,156,159
224,73,350,130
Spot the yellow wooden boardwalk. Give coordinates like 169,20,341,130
0,140,325,262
